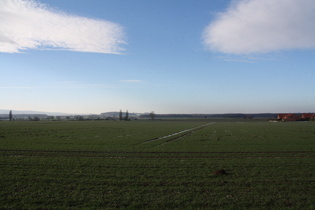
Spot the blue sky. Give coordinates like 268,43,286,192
1,0,315,114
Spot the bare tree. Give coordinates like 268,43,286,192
149,111,155,120
9,110,13,121
119,110,123,121
125,110,129,121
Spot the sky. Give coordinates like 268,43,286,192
1,0,315,114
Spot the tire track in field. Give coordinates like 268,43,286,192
1,150,315,155
1,150,315,159
142,122,215,145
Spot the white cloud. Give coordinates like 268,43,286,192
203,0,315,54
0,0,126,54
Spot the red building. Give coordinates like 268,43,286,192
301,113,315,121
277,113,315,121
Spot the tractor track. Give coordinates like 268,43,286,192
143,122,215,144
1,149,315,154
1,149,315,159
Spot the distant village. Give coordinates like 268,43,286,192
1,111,315,121
277,113,315,122
0,111,140,121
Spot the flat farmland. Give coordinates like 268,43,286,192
0,120,314,208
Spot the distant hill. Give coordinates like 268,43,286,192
0,113,48,120
139,113,278,119
0,109,284,120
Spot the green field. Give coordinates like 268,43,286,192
1,120,314,208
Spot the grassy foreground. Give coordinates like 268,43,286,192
0,120,314,208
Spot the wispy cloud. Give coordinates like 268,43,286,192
0,86,39,89
203,0,315,54
55,81,81,85
0,0,126,54
55,82,116,89
0,82,115,89
119,80,143,83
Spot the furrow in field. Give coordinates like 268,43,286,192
1,149,315,154
1,149,314,159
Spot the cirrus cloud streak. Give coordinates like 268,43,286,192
0,0,126,54
203,0,315,54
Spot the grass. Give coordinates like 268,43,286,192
0,120,314,208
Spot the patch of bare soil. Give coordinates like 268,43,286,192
214,169,228,176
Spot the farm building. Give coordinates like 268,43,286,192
277,114,288,121
277,113,315,121
301,113,315,121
